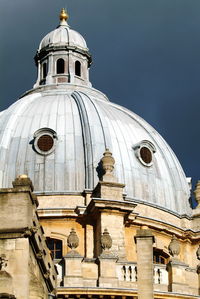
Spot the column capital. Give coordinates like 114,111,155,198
134,228,155,243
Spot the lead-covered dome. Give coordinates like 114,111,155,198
0,83,191,215
0,9,191,216
39,19,88,51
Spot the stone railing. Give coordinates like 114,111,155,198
56,259,169,289
116,262,137,285
153,264,168,285
117,262,168,290
120,264,137,282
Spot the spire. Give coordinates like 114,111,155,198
59,8,68,26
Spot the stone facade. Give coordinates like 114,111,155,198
1,150,198,298
0,175,57,299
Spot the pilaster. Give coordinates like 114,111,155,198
134,227,155,299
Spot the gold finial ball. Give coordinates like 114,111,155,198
59,8,68,21
19,174,28,179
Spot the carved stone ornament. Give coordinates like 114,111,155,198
196,245,200,260
44,270,50,279
0,254,8,270
21,226,38,238
36,250,43,260
194,181,200,208
101,228,112,250
168,235,180,258
101,149,115,176
67,228,79,250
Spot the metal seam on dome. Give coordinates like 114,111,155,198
69,94,78,191
63,95,68,191
52,94,62,191
71,91,94,189
78,91,107,149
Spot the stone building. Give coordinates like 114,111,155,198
0,8,200,299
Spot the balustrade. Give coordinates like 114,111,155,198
117,263,168,287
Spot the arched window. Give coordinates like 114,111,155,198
75,60,81,77
56,58,65,74
153,248,169,264
42,62,47,79
46,237,62,259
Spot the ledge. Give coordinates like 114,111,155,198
56,287,199,298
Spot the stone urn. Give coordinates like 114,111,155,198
101,228,112,251
67,228,79,250
168,235,180,258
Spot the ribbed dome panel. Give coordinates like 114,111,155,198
0,86,191,215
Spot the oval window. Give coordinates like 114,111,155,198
140,146,152,164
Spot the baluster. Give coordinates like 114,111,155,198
128,266,132,281
135,266,137,282
153,267,155,283
154,267,158,284
122,265,126,281
158,268,161,284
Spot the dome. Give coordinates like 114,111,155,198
0,83,191,216
38,11,88,51
39,25,88,51
0,9,191,217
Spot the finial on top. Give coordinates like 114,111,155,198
59,8,68,23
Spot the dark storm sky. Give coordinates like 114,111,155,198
0,0,200,191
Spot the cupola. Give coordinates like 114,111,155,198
34,9,92,87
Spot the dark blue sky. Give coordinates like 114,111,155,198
0,0,200,192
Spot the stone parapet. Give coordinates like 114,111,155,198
167,259,189,293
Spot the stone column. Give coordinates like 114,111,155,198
46,55,54,85
134,227,155,299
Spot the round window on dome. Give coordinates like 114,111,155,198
133,140,156,167
33,128,57,156
37,135,54,152
140,146,152,164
